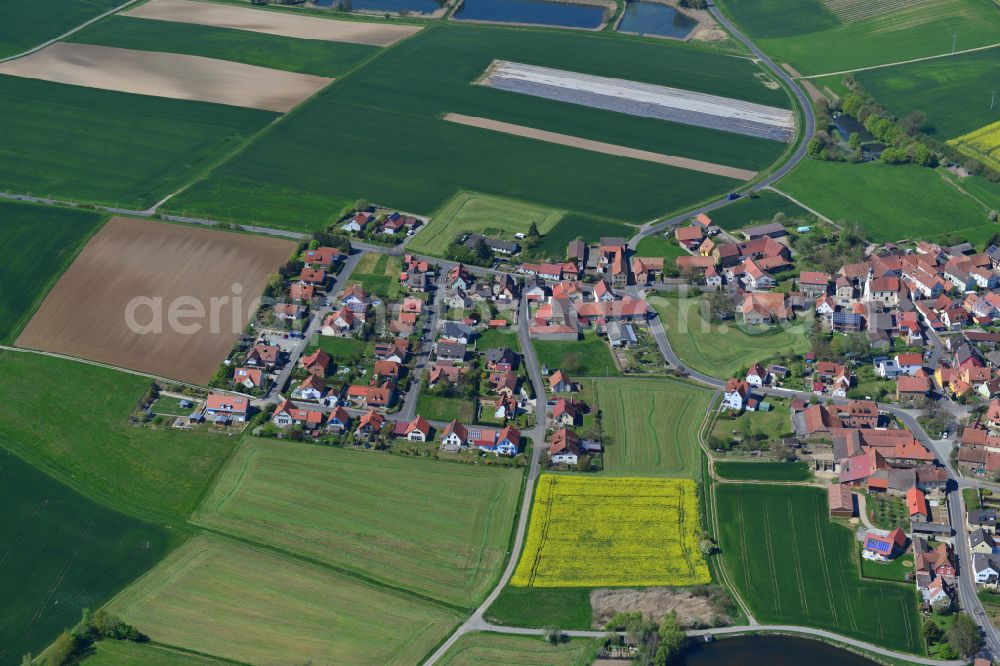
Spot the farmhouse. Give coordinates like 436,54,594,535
740,293,790,324
549,428,581,465
863,528,907,562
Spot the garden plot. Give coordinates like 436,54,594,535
0,43,331,112
481,61,795,142
511,476,709,587
124,0,421,46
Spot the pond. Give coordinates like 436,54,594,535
682,635,878,665
313,0,442,11
617,1,697,39
832,113,875,143
453,0,609,28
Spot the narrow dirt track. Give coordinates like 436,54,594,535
444,113,758,180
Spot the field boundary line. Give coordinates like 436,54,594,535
0,0,143,65
797,42,1000,80
764,186,836,224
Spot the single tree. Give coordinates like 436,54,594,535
946,613,982,657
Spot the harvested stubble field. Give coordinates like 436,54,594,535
409,191,564,257
482,60,795,142
192,438,522,607
17,217,295,385
123,0,422,46
0,201,105,344
716,484,921,653
165,24,786,230
717,0,1000,76
582,378,713,478
72,15,378,77
0,75,275,209
0,449,172,662
512,476,709,588
438,632,597,666
110,535,460,665
0,43,332,113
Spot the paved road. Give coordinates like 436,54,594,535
422,295,549,665
625,0,817,250
395,269,444,422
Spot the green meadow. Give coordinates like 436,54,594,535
0,351,235,523
0,201,105,344
0,0,123,58
717,0,1000,76
714,461,811,482
166,24,788,230
533,331,619,378
856,49,1000,139
778,160,992,243
716,484,922,653
0,448,173,662
71,16,378,77
439,632,598,666
708,189,817,230
0,76,275,209
527,213,635,261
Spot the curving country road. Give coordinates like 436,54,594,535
627,0,816,250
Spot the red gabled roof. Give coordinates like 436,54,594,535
907,487,928,517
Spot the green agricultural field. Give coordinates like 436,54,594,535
717,0,1000,76
409,191,564,257
655,297,810,379
778,161,992,243
527,214,634,262
70,16,378,77
708,189,817,231
486,587,593,630
0,448,173,663
0,76,275,209
942,169,1000,219
714,461,811,481
110,535,460,665
438,632,598,666
716,484,922,653
346,252,403,297
0,351,235,523
416,392,476,422
0,201,105,344
192,439,521,607
855,50,1000,140
165,24,787,230
585,378,713,477
533,331,619,377
0,0,123,58
83,641,225,666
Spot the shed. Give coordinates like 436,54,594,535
828,483,854,518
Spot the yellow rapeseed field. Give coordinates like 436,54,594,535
511,475,710,587
949,120,1000,172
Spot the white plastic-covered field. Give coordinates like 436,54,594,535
482,61,795,142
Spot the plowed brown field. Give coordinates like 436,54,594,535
16,217,295,384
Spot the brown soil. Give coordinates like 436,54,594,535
781,63,827,104
591,588,732,629
17,218,295,385
444,113,758,180
0,43,332,112
124,0,422,46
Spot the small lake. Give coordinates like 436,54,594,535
832,113,875,143
681,635,878,665
617,2,697,39
453,0,608,28
313,0,442,11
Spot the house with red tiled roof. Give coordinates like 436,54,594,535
292,375,326,401
299,348,331,377
346,381,395,409
549,370,574,394
550,428,581,465
828,484,854,518
722,378,750,412
374,359,402,380
440,420,469,450
272,399,324,429
863,528,907,562
299,267,327,286
897,375,930,407
675,225,704,248
205,392,249,422
233,367,267,390
246,344,280,370
428,363,464,387
354,409,385,438
740,293,789,324
303,246,341,269
798,271,831,297
907,486,929,522
289,283,315,302
394,415,431,442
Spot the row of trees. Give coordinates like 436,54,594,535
27,608,145,666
